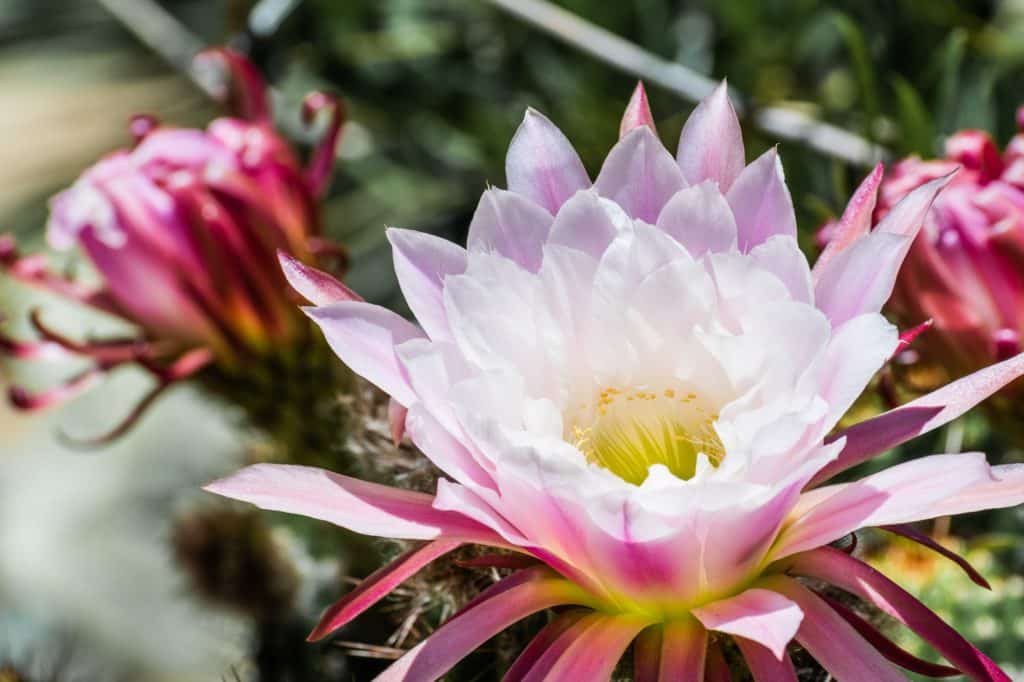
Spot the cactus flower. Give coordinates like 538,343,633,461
1,49,348,441
208,84,1024,680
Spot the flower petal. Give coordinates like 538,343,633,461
305,301,424,406
540,614,650,681
506,108,591,214
594,127,687,223
387,228,467,341
655,181,737,257
656,620,708,682
693,588,802,660
467,188,554,272
735,638,798,682
278,251,360,305
547,190,625,259
748,235,812,303
620,82,658,138
881,524,990,590
727,147,796,252
676,81,745,192
504,609,590,682
812,163,883,281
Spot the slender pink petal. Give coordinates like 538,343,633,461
726,147,796,252
515,612,606,681
540,614,650,681
204,463,487,541
768,576,906,681
693,588,802,660
278,251,360,305
735,637,797,682
812,163,883,281
466,188,554,272
193,48,270,122
594,126,687,223
881,524,991,590
893,319,933,358
505,609,590,681
8,368,103,411
677,81,745,192
620,82,657,138
818,592,960,677
387,228,467,340
304,301,424,406
308,539,461,641
655,181,737,257
506,108,591,214
376,568,590,681
302,91,345,198
789,548,1011,681
811,351,1024,486
657,619,707,682
877,171,956,238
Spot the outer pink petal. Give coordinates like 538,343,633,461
547,190,622,258
811,163,883,281
620,82,658,138
811,351,1024,486
655,181,737,257
504,609,589,681
594,126,687,223
278,251,360,306
541,614,650,681
506,108,591,214
876,171,955,238
656,620,707,682
882,524,991,589
726,147,797,252
692,588,802,660
676,81,745,192
375,567,589,681
204,463,481,540
387,227,467,341
404,404,498,492
515,612,605,681
790,548,1011,682
308,539,461,641
768,576,906,681
304,300,424,406
735,638,797,682
466,188,554,272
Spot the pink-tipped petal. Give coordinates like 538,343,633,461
768,576,906,681
504,609,590,681
876,171,956,238
677,81,745,192
893,319,933,358
466,189,554,272
735,638,797,682
8,368,103,411
540,614,650,680
302,91,345,198
193,48,270,122
506,109,591,214
693,588,802,660
655,181,738,257
726,147,797,252
278,251,361,306
204,463,485,541
304,301,424,406
811,351,1024,486
308,539,461,641
657,620,707,682
375,568,589,681
512,611,606,681
881,524,991,590
594,126,687,223
620,82,658,138
812,163,884,281
387,228,468,340
790,548,1011,682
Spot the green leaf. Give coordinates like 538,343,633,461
891,75,936,156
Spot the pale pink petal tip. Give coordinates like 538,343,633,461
619,82,657,138
277,250,361,306
693,588,803,660
677,80,745,192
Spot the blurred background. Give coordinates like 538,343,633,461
3,0,1024,679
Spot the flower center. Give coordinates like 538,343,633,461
569,386,724,485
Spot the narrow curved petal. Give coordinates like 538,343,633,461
305,301,424,406
811,351,1024,486
204,463,482,540
594,126,687,223
768,576,906,682
655,181,737,257
881,524,990,589
621,82,657,138
789,548,1011,682
693,588,802,660
540,614,650,680
278,251,360,305
677,82,745,192
375,568,589,681
506,108,591,214
512,611,604,681
876,172,955,237
727,147,797,252
735,638,797,682
504,609,589,681
308,539,461,641
656,619,707,682
812,163,883,281
387,227,467,341
467,188,554,272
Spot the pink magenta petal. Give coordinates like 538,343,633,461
790,547,1011,681
506,108,591,214
768,576,906,681
620,82,658,138
726,147,797,252
375,567,590,681
304,300,424,406
540,614,650,680
676,81,745,192
812,162,883,281
692,588,802,660
504,609,589,681
657,619,708,682
594,126,687,223
466,188,554,272
387,228,467,341
881,524,991,590
308,539,461,641
655,181,737,257
735,637,797,682
204,463,488,541
513,612,606,681
876,171,956,238
811,351,1024,486
278,251,360,306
